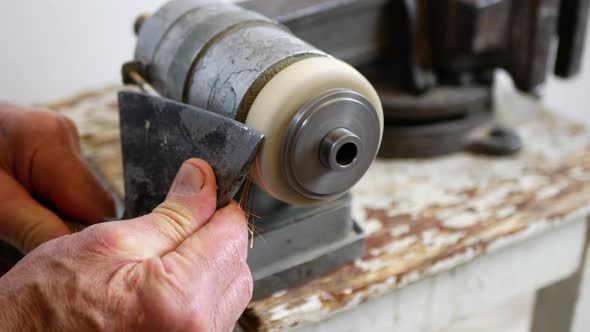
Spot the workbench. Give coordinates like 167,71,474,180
52,85,590,332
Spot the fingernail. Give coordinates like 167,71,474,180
170,162,205,196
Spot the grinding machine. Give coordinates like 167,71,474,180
120,0,384,300
119,0,589,300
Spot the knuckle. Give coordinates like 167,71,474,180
196,249,220,277
239,265,254,301
81,223,133,255
223,235,248,264
59,114,77,130
230,225,249,259
197,236,246,283
24,108,57,124
218,208,248,238
15,108,74,142
14,219,44,252
219,203,245,220
151,202,195,243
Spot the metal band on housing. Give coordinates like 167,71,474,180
140,2,274,100
185,23,326,119
135,0,327,120
166,7,273,101
135,0,219,64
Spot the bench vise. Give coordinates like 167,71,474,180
240,0,589,158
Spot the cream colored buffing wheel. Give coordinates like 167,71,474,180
246,56,384,205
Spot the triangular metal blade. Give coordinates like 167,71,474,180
118,91,264,218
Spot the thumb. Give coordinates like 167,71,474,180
111,159,219,257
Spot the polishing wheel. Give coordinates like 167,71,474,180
246,57,383,205
134,0,384,205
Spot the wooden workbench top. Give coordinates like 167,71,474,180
52,86,590,331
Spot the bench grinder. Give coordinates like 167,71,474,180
119,0,384,300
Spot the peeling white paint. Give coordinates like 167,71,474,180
421,228,440,245
427,232,467,249
271,290,288,298
268,294,324,322
443,212,480,229
390,224,411,237
516,175,548,192
362,219,383,234
367,235,419,260
367,276,398,295
355,257,398,273
341,288,353,295
469,185,515,212
496,206,517,219
487,205,590,254
403,252,418,260
369,248,381,257
486,219,553,253
570,166,590,181
399,271,422,287
536,182,567,200
428,247,480,275
381,236,418,255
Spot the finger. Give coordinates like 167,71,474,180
108,159,218,257
161,203,248,300
213,265,253,332
60,114,82,149
33,145,116,224
0,171,70,253
10,108,115,224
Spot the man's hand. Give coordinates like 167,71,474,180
0,104,116,252
0,158,253,331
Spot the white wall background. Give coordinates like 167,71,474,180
0,1,588,126
0,0,166,105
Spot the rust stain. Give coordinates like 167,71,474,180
461,187,479,198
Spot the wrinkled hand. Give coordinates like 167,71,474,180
0,104,116,252
0,158,253,331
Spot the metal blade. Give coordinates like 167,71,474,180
118,91,263,218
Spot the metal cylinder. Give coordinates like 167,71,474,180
281,89,381,200
135,0,326,120
320,128,362,170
